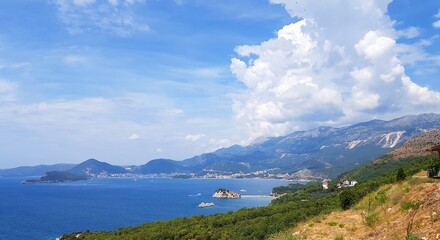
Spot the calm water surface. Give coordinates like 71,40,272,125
0,177,290,240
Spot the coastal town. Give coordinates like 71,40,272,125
87,168,322,181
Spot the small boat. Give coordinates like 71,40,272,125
240,189,247,192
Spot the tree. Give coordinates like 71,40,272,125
427,155,440,178
396,168,406,182
340,189,356,210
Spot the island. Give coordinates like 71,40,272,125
197,202,215,208
212,189,241,199
22,171,88,184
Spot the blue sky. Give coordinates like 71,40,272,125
0,0,439,168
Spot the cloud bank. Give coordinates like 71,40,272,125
53,0,149,36
231,0,440,140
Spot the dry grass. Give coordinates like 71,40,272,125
270,177,440,240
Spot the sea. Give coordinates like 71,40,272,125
0,177,291,240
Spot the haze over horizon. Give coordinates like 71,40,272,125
1,0,440,168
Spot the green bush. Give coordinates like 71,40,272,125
340,189,356,210
427,155,440,178
365,212,379,228
396,168,406,181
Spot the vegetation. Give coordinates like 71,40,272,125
396,168,406,181
23,171,87,184
426,155,440,178
40,171,87,182
61,153,437,240
272,183,307,194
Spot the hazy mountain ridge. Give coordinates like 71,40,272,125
68,158,127,176
0,164,76,177
2,113,440,179
140,113,440,178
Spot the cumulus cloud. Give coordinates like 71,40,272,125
185,134,205,141
231,0,440,140
128,133,141,140
52,0,149,36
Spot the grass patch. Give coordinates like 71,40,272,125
400,201,421,211
326,221,338,226
365,212,379,228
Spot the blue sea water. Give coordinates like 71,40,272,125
0,177,290,240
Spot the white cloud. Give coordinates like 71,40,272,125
63,55,88,65
355,31,395,60
434,10,440,28
231,0,440,140
396,27,420,39
52,0,149,37
0,80,17,102
185,134,205,141
128,133,141,140
73,0,96,6
434,20,440,29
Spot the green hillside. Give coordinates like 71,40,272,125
60,143,440,240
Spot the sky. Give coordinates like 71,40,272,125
0,0,439,168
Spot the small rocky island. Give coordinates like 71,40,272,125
197,202,215,208
212,189,241,199
22,171,88,184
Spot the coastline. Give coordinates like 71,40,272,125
1,177,287,240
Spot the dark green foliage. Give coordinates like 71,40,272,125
396,168,406,181
272,183,307,194
427,155,440,178
41,171,87,182
340,189,356,210
342,155,434,182
23,171,88,183
61,195,340,240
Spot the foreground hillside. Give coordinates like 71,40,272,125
271,176,440,240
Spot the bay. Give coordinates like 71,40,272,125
0,177,290,240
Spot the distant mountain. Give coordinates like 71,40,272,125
139,113,440,178
3,113,440,179
68,159,127,176
0,164,76,177
134,159,189,174
387,129,440,160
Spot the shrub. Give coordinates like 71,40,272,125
396,168,406,182
340,189,356,210
365,212,379,228
427,156,440,178
400,201,421,211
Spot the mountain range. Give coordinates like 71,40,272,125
1,113,440,179
136,113,440,178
